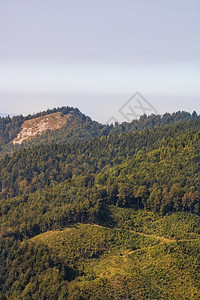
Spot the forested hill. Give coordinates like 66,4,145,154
0,107,199,156
0,106,106,154
0,112,200,298
0,118,199,206
0,118,199,240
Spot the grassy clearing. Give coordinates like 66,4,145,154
30,220,200,299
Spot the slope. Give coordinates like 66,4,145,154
1,219,200,299
0,119,199,240
0,109,198,157
0,118,199,203
0,112,199,299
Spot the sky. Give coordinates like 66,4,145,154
0,0,200,123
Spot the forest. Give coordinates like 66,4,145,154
0,109,199,299
0,109,198,156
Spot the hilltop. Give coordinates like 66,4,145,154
0,107,198,156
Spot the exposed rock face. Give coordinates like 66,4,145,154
13,112,70,144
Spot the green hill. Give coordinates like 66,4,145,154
0,108,198,157
0,109,199,299
1,216,200,299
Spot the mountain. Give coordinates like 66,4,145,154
0,107,199,157
0,106,107,156
0,107,200,299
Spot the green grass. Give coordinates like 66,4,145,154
31,223,159,267
30,221,200,299
2,208,200,299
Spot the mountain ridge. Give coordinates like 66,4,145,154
0,107,199,157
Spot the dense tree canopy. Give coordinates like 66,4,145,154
0,109,198,156
0,110,199,299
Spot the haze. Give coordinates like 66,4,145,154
0,0,200,123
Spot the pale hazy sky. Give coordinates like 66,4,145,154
0,0,200,123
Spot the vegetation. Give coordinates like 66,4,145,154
0,109,199,299
1,219,200,299
0,119,199,214
0,106,107,156
0,107,76,147
0,109,198,156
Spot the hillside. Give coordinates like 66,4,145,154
0,119,199,238
0,109,199,299
0,108,198,156
12,112,71,145
0,119,199,203
1,213,200,299
0,106,107,156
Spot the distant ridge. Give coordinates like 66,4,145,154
0,113,16,118
0,107,199,157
